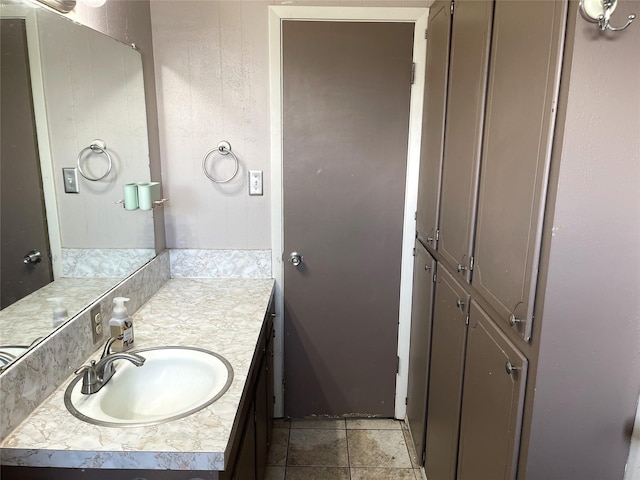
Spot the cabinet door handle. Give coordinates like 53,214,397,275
457,264,467,273
505,361,519,375
425,264,431,271
456,299,465,309
509,314,524,327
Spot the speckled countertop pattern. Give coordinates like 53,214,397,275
0,277,122,347
0,278,274,471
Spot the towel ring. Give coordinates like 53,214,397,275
202,141,239,183
77,140,112,181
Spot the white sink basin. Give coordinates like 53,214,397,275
64,346,233,427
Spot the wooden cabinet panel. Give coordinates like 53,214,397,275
255,357,268,480
406,240,436,464
437,0,493,281
472,0,566,340
425,266,469,480
232,404,256,480
416,1,451,248
457,302,528,480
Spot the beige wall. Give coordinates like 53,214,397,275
150,0,428,250
38,10,153,248
70,0,167,252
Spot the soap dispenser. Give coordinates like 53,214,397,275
48,297,68,328
109,297,134,352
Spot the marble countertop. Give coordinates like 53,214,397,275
0,278,274,471
0,277,122,347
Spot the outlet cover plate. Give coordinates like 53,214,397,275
249,170,263,196
90,304,103,344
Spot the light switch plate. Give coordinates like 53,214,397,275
249,170,263,196
63,167,79,193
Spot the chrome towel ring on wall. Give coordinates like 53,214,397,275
77,139,113,181
202,141,240,183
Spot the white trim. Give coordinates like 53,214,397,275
397,10,429,420
269,5,429,419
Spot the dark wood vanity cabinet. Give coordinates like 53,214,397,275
223,294,275,480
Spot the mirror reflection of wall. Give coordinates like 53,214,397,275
0,4,156,368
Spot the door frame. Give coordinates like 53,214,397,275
269,6,429,419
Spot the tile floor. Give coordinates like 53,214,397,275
265,418,425,480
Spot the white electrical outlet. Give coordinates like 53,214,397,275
249,170,263,196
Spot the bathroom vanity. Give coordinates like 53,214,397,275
0,278,275,480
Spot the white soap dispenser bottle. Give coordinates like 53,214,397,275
47,297,68,328
109,297,134,352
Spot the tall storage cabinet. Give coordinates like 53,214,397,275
408,0,640,479
406,240,436,463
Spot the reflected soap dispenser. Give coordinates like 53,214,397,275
48,297,68,328
109,297,134,352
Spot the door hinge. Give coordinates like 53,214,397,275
433,273,437,283
435,229,440,241
424,28,428,40
465,313,470,326
414,210,417,221
396,355,400,374
410,62,416,84
450,0,455,15
469,256,475,271
405,396,408,406
413,247,416,257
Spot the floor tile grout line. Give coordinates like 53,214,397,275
284,420,291,478
345,423,352,478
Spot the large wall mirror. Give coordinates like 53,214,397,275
0,2,156,370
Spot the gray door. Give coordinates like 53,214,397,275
406,239,436,463
425,265,469,480
282,20,414,417
457,302,528,480
437,0,493,281
415,1,451,249
1,19,53,309
472,0,566,341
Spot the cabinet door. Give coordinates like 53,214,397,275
232,400,257,480
406,240,436,464
266,311,275,445
416,0,451,248
457,302,528,480
425,266,469,480
255,357,268,480
437,0,493,281
472,0,566,340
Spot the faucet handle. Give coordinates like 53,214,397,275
74,360,99,394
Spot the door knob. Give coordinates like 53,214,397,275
23,249,42,264
288,252,303,267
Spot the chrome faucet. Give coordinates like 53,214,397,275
74,337,145,394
